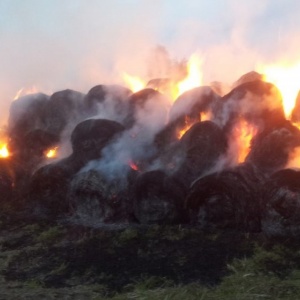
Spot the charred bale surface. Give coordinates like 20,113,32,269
246,120,300,173
261,169,300,237
42,89,85,135
215,80,285,133
8,93,49,147
71,118,124,160
186,163,265,231
68,168,135,225
173,121,227,188
133,170,187,224
84,84,132,123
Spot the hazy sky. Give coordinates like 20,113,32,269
0,0,300,122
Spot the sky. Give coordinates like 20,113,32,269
0,0,300,123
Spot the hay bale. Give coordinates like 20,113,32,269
8,93,49,140
214,80,285,133
261,169,300,237
84,85,132,123
133,170,187,224
173,121,227,187
68,168,135,225
246,120,300,173
42,89,85,135
185,163,265,231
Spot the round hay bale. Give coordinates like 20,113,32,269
133,170,187,224
0,159,13,204
68,168,135,225
185,163,264,231
261,169,300,237
8,93,49,140
232,71,264,89
84,84,132,122
42,89,85,135
71,119,124,160
173,121,227,187
215,80,285,133
246,120,300,173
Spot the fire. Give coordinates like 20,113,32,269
176,54,204,99
13,86,39,100
258,61,300,118
230,120,257,163
129,160,139,171
45,147,58,158
122,72,146,93
0,144,9,158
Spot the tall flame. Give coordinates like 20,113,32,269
0,144,9,158
122,72,146,93
258,61,300,118
229,120,257,164
176,54,203,99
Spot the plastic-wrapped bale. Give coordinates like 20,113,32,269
83,85,132,123
68,168,136,225
185,163,265,231
214,80,285,133
261,169,300,237
42,89,86,136
173,121,227,188
133,170,187,224
246,120,300,173
8,93,49,149
26,119,125,219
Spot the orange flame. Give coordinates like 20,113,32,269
129,160,139,171
230,120,257,163
122,72,146,93
258,61,300,118
45,147,58,158
176,54,203,99
0,144,9,158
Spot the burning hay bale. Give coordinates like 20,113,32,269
261,169,300,237
291,91,300,123
26,118,125,219
42,89,86,136
214,80,285,133
84,84,132,123
246,120,300,173
232,71,264,89
185,163,265,231
173,121,227,188
68,168,136,225
8,93,49,146
123,88,170,129
133,170,187,224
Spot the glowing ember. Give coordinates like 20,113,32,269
258,61,300,118
13,86,39,100
122,72,146,93
176,54,203,99
201,111,212,122
129,161,139,171
230,120,257,163
45,147,58,158
0,144,9,158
